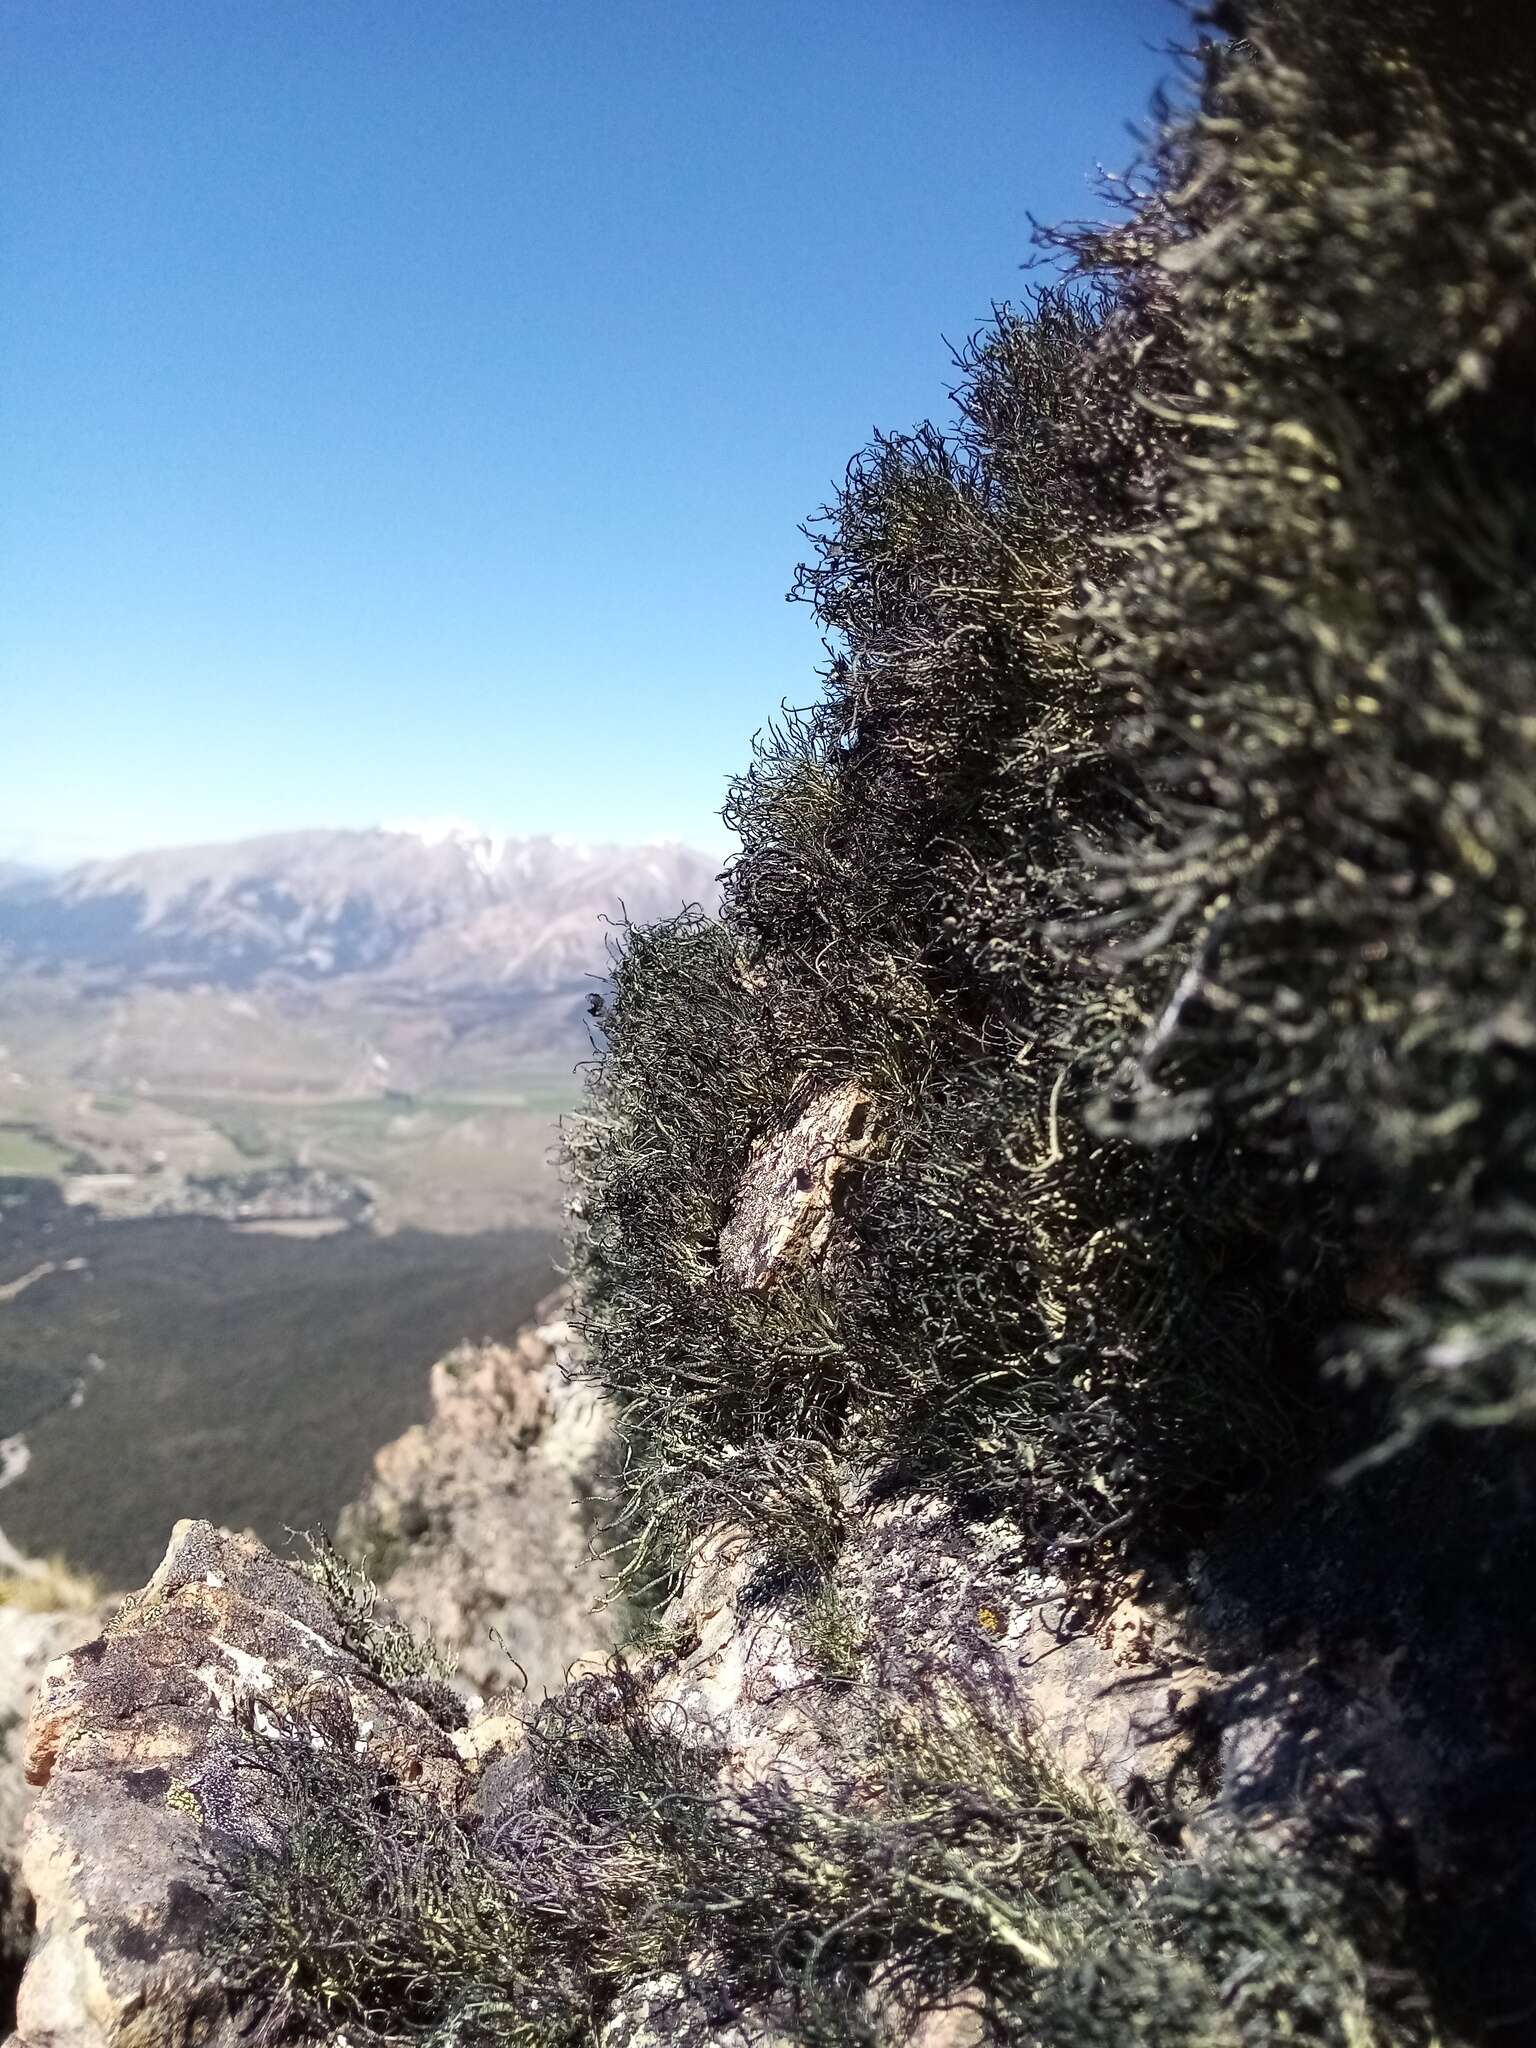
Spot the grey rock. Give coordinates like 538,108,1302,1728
717,1084,874,1290
338,1287,619,1700
14,1521,461,2048
0,1585,118,2022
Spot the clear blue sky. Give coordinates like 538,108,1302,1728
2,0,1177,866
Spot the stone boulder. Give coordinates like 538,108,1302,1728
14,1521,462,2048
0,1579,118,2029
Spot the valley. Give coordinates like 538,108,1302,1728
0,823,716,1586
0,977,584,1233
0,1188,560,1586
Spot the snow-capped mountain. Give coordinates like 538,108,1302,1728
0,827,723,995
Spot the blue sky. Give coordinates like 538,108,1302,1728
3,0,1178,866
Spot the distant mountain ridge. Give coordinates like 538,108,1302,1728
0,827,722,996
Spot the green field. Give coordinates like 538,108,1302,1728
0,984,587,1584
0,971,591,1229
145,1074,583,1231
0,1126,75,1178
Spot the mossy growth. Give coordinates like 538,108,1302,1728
1056,0,1536,1454
566,291,1313,1606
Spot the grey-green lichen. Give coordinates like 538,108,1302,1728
219,4,1536,2042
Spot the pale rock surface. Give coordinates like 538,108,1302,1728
0,1592,119,2018
338,1287,619,1700
14,1520,464,2048
717,1084,874,1290
641,1495,1207,1820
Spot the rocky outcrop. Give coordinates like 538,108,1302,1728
716,1085,874,1290
0,1584,118,2027
14,1521,464,2048
337,1287,618,1700
7,1235,1522,2048
8,1475,1512,2048
0,1288,615,2029
16,1507,1186,2048
642,1501,1205,1813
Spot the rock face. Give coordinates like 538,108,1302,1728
0,1289,616,2036
14,1508,1192,2048
7,1229,1523,2046
7,1485,1504,2048
0,1587,118,2025
337,1288,618,1699
716,1084,875,1290
15,1521,464,2048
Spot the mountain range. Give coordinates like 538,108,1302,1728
0,826,721,997
0,828,724,1182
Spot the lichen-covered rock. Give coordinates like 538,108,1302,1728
14,1521,464,2048
716,1084,874,1289
5,1490,1486,2048
598,1964,799,2048
643,1500,1209,1821
338,1288,618,1699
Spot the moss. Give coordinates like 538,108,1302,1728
568,283,1316,1606
165,1779,202,1822
1057,1,1536,1448
570,0,1536,1589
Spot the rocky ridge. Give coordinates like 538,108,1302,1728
0,1288,618,2037
6,1486,1470,2048
338,1288,619,1700
0,830,722,1001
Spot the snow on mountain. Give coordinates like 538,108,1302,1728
0,827,724,998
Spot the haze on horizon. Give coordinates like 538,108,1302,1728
6,816,724,880
2,0,1177,869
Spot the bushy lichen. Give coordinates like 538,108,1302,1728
217,1670,1424,2047
1059,0,1536,1451
567,285,1312,1607
571,0,1536,1584
225,3,1536,2041
211,1738,578,2048
293,1530,457,1692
